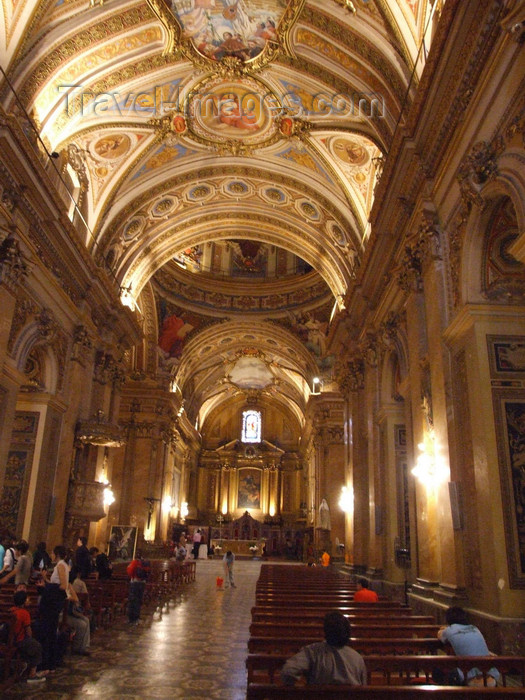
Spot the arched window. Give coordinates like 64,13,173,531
242,409,261,443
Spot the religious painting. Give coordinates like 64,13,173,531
12,412,38,434
155,0,295,63
237,468,261,509
189,77,275,144
0,411,39,536
231,240,268,277
488,335,525,376
108,526,138,562
493,391,525,587
284,310,329,357
332,138,370,167
93,134,131,160
157,298,203,360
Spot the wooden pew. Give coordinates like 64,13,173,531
246,685,525,699
249,621,441,639
254,597,403,608
251,609,434,624
246,653,525,687
248,636,443,655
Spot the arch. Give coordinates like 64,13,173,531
12,323,60,395
461,181,525,306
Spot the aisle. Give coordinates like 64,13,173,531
6,559,265,699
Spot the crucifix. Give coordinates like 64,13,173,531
144,497,161,528
216,513,225,543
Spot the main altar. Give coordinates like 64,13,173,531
209,510,308,559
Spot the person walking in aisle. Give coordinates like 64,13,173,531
223,550,236,589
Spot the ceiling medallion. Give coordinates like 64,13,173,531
147,0,305,71
186,74,282,153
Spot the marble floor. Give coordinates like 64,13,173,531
6,558,274,700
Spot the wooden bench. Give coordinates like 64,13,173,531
254,597,402,608
249,621,441,639
248,636,443,655
251,609,434,624
246,684,525,699
246,653,525,687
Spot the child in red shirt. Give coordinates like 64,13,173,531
11,590,46,683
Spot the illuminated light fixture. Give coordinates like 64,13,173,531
339,485,354,513
120,283,135,310
221,504,228,515
180,501,189,519
120,282,142,314
269,504,275,517
162,495,174,511
103,486,115,507
312,377,321,395
411,431,448,485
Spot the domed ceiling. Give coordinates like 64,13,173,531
0,0,440,428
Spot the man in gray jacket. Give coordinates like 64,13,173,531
281,611,366,686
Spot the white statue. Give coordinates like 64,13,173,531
319,498,331,530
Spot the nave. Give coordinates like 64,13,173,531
5,560,263,700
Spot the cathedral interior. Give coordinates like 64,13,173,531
0,0,524,653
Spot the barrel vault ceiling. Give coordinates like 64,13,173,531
0,0,438,429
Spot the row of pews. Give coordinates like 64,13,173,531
0,559,195,688
246,564,525,699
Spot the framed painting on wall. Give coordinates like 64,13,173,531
493,390,525,588
237,468,261,509
108,526,138,562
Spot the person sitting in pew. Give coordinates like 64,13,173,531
436,606,500,687
66,584,91,655
281,611,366,686
11,590,47,683
353,578,379,602
71,570,95,633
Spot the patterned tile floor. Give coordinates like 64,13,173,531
5,558,278,700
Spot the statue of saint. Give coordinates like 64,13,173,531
319,498,331,530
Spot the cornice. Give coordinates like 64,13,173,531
0,112,142,347
443,303,525,347
371,0,463,210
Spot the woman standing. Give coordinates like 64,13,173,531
37,545,69,672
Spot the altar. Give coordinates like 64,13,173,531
210,539,263,557
207,510,306,559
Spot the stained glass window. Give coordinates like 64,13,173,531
242,409,261,443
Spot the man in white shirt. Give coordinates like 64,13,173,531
192,529,202,560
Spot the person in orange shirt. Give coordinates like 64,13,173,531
321,551,330,567
353,578,379,602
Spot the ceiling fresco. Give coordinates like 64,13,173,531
0,0,440,426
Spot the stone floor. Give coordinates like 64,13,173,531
5,558,274,700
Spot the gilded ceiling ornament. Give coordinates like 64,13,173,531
185,74,282,152
146,0,305,70
332,0,357,14
0,232,28,292
277,113,313,140
335,357,364,393
457,138,505,209
397,240,424,294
